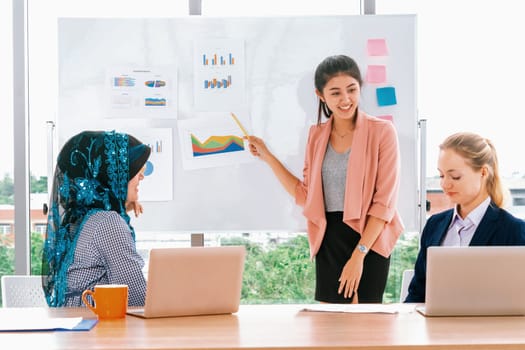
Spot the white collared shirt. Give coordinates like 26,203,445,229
441,196,491,247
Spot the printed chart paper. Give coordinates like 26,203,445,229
106,66,177,119
193,39,246,111
177,114,253,170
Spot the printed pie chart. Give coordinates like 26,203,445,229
144,161,154,176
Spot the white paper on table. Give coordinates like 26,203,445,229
301,303,401,314
0,315,83,331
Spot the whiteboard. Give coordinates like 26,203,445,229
57,15,419,234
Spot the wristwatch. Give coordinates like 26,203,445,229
357,243,369,254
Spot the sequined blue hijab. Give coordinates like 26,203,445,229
42,131,151,307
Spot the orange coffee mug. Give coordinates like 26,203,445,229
81,284,128,319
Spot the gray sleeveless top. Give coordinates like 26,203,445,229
322,142,351,212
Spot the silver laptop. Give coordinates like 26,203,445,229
127,246,246,318
416,246,525,317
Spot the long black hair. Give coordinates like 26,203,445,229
314,55,363,125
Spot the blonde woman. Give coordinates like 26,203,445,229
405,132,525,302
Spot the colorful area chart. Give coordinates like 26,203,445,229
191,134,244,157
144,98,166,106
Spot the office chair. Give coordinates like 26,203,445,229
399,269,414,303
1,275,48,307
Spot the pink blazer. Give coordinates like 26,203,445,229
294,111,404,259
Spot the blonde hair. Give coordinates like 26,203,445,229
439,132,508,208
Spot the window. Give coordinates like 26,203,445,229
0,224,12,235
0,0,15,292
13,0,522,305
376,0,525,206
202,0,361,16
375,0,525,301
33,224,47,235
24,0,191,280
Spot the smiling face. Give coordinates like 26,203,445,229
127,166,145,203
316,73,360,121
438,148,488,217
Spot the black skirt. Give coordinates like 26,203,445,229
315,212,390,303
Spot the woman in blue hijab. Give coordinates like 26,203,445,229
42,130,151,307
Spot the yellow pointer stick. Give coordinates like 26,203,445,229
230,112,249,137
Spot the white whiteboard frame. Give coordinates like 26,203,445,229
56,15,421,234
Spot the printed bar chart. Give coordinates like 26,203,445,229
203,75,232,89
202,53,235,66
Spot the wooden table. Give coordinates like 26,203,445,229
1,304,525,349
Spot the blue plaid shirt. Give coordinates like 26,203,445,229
64,210,146,306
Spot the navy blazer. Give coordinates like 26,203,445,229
404,203,525,303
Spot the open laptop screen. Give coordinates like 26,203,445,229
128,246,246,318
419,246,525,317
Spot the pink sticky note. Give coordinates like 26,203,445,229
377,115,393,122
366,65,386,84
367,38,388,56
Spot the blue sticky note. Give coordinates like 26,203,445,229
376,87,397,106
